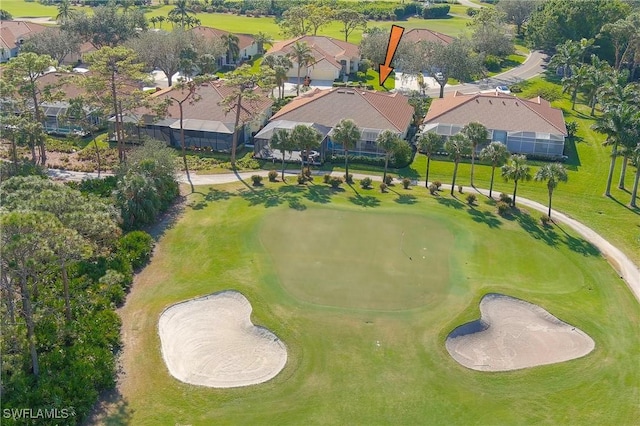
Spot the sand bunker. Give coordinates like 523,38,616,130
446,294,595,371
158,290,287,388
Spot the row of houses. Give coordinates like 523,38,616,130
26,63,567,161
0,20,259,67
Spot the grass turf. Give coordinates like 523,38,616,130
117,179,639,425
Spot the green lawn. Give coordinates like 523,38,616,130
315,76,639,266
1,0,58,17
116,179,639,425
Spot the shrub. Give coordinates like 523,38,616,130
323,173,332,184
566,121,578,138
402,178,411,189
458,185,463,194
467,7,478,16
384,175,394,185
429,183,439,195
499,192,512,204
268,170,278,182
540,215,551,226
433,181,442,190
116,231,154,270
496,201,511,216
360,177,372,189
251,175,263,186
329,176,343,189
483,55,501,72
423,4,450,19
380,182,388,193
303,169,312,180
509,84,523,93
466,194,477,205
344,173,353,184
297,173,306,184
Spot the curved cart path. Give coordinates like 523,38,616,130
46,168,639,303
181,170,640,303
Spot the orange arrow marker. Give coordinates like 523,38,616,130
379,25,405,87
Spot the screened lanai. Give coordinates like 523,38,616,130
421,123,565,158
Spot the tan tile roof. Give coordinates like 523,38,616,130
271,87,413,132
266,35,360,67
402,28,454,45
142,80,273,124
0,20,48,50
36,71,88,100
425,91,567,135
190,26,255,50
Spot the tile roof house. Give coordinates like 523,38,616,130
254,87,413,159
191,26,258,68
132,81,273,151
423,91,568,158
266,36,360,82
0,21,48,62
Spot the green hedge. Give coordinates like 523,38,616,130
423,4,450,19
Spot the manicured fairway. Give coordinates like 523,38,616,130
117,180,640,425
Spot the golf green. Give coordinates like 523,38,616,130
117,182,640,425
259,209,454,310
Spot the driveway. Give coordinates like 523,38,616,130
425,50,549,97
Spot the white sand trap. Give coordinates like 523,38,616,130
158,290,287,388
446,294,595,371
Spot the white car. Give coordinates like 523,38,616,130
495,85,511,95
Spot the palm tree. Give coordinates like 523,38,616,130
332,119,360,181
56,0,73,24
263,55,292,99
291,124,322,174
376,130,401,183
630,143,640,208
534,163,568,218
288,41,314,96
417,132,444,188
549,39,582,77
149,16,158,29
562,64,589,110
254,31,273,55
592,103,637,196
222,33,240,66
270,129,297,182
479,141,510,198
462,122,488,187
501,154,531,207
444,134,472,196
168,0,194,28
157,15,166,29
584,55,613,116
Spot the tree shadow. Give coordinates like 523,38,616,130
513,210,559,247
467,207,502,228
435,196,464,209
554,223,600,256
304,184,332,204
394,194,418,205
278,184,305,195
145,195,185,240
349,195,381,208
608,194,640,215
82,390,133,426
238,187,285,208
288,197,307,211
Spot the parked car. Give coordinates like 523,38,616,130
495,85,511,95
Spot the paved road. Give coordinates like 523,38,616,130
425,50,549,97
